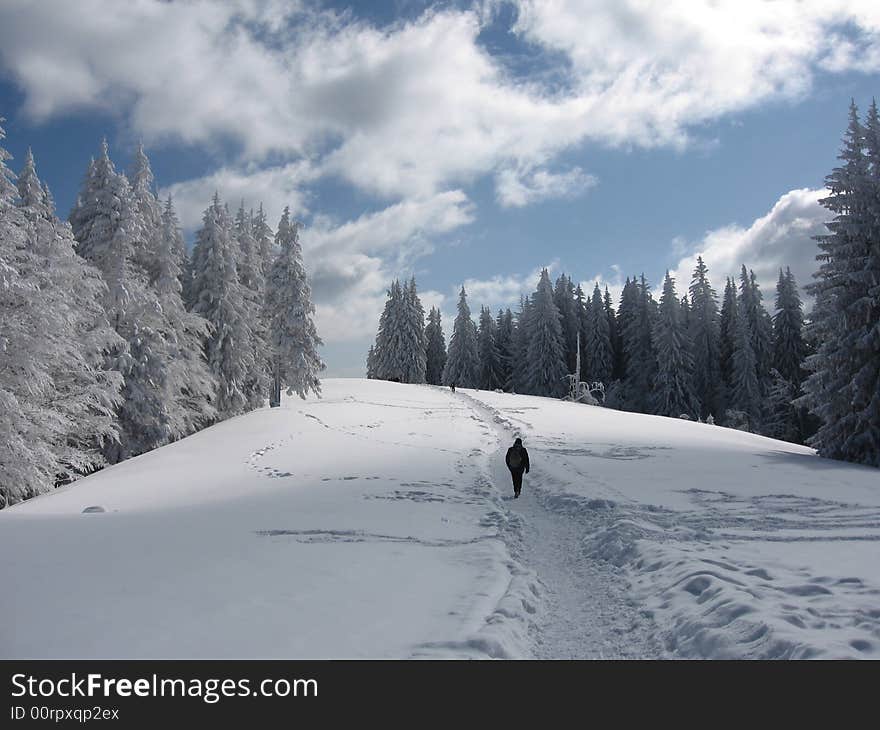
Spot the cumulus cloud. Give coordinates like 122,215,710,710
579,264,625,306
161,161,316,233
3,1,880,204
300,191,474,344
668,188,829,309
495,165,596,208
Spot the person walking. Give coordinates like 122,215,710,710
505,437,530,498
450,382,456,393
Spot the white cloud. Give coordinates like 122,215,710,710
511,0,880,147
668,188,828,309
3,1,879,206
459,260,559,312
495,165,596,208
300,191,474,344
579,264,625,306
160,161,316,233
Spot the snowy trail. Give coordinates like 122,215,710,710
463,388,880,659
458,391,665,659
3,379,879,659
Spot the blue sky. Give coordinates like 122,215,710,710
1,1,879,375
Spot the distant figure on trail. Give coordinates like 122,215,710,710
505,437,530,499
450,382,456,393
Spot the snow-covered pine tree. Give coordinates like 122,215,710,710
574,283,590,381
18,149,124,484
477,306,503,390
730,298,761,430
366,345,378,379
1,126,122,506
772,267,807,387
509,295,532,392
252,203,275,279
554,274,579,373
719,276,738,412
495,308,514,389
688,256,722,420
155,195,217,434
604,286,622,381
801,100,880,466
622,275,657,413
265,207,324,401
764,369,801,443
680,293,691,333
587,284,613,385
615,277,637,384
70,140,176,461
400,277,427,383
524,268,567,397
189,193,257,416
739,266,774,396
651,272,699,418
234,203,270,408
424,306,447,385
442,286,480,388
374,280,404,382
131,146,217,439
128,142,163,281
1,127,52,505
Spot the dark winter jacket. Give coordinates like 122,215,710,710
505,439,529,473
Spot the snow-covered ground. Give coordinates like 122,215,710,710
2,379,878,659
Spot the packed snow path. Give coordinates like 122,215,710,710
460,392,665,659
2,379,879,659
464,389,880,659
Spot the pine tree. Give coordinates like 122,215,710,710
509,296,532,392
1,127,53,505
495,308,514,389
401,277,427,383
651,272,699,418
251,203,275,280
372,277,426,384
374,280,405,382
235,203,270,408
688,256,722,419
442,286,480,388
130,147,216,439
574,283,590,380
719,276,738,411
265,207,325,401
739,266,774,395
477,306,503,390
605,287,622,380
70,140,177,461
156,196,217,434
366,345,378,379
616,278,637,383
554,274,579,373
586,284,613,385
622,275,657,413
730,300,761,429
424,306,447,385
764,369,801,443
524,268,567,397
2,128,122,505
801,100,880,465
189,194,256,416
773,267,807,387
